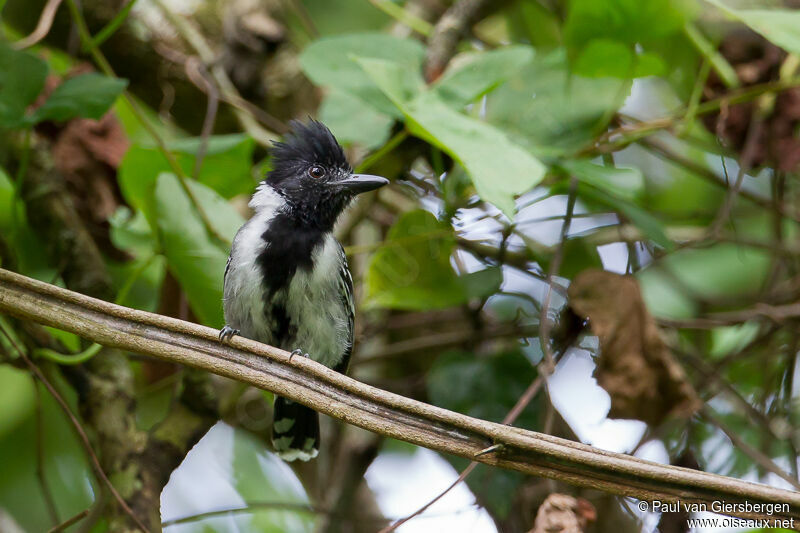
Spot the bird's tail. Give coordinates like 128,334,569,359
271,396,320,461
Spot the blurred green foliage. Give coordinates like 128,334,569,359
2,0,800,531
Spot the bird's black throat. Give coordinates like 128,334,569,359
256,210,327,298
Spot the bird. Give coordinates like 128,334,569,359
219,120,388,461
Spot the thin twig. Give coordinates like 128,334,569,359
701,406,800,490
423,0,510,81
47,509,90,533
13,0,64,49
379,376,546,533
639,137,799,222
152,42,287,135
368,0,433,36
539,178,578,372
0,323,151,533
709,112,765,236
34,380,60,526
87,0,139,49
150,0,278,146
591,76,800,154
184,57,219,180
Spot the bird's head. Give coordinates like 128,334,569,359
257,120,388,230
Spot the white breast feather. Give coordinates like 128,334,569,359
286,234,350,367
223,185,281,342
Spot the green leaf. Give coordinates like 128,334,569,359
0,167,16,231
365,210,501,310
506,1,562,49
109,206,158,258
427,350,540,517
406,93,546,217
0,366,34,439
357,56,546,217
460,267,504,300
119,134,255,229
565,0,695,50
561,159,644,201
579,185,673,250
155,173,243,326
658,243,771,301
432,46,535,108
564,0,695,78
0,370,93,533
231,427,313,532
0,43,47,128
299,33,425,116
703,0,800,55
572,39,665,78
520,232,603,280
485,50,628,157
30,73,128,123
302,0,392,36
636,267,698,319
319,89,394,149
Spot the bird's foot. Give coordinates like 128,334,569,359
289,348,310,362
219,325,239,343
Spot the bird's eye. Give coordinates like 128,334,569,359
308,166,325,179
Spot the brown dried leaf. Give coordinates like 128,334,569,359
530,494,596,533
51,113,129,222
567,269,700,426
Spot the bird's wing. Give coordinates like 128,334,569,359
333,243,355,374
223,254,232,288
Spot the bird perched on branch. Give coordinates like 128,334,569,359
220,120,388,461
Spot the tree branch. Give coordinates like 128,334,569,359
1,267,800,522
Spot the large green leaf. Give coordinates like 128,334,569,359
119,134,255,229
432,46,535,108
657,243,771,301
579,184,673,250
357,57,546,217
571,39,665,78
231,427,313,532
427,350,540,517
302,0,392,36
0,167,16,232
564,0,695,77
519,232,604,280
29,73,127,123
155,173,243,327
485,50,627,158
704,0,800,55
319,89,394,149
0,366,34,439
365,210,501,310
506,1,562,49
566,0,693,48
0,168,55,280
108,208,166,312
561,159,644,202
0,369,93,532
0,44,47,128
299,33,425,116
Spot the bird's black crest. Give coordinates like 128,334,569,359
269,120,349,174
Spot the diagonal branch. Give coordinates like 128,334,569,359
1,267,800,522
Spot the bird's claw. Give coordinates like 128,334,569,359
219,325,239,343
289,348,310,362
